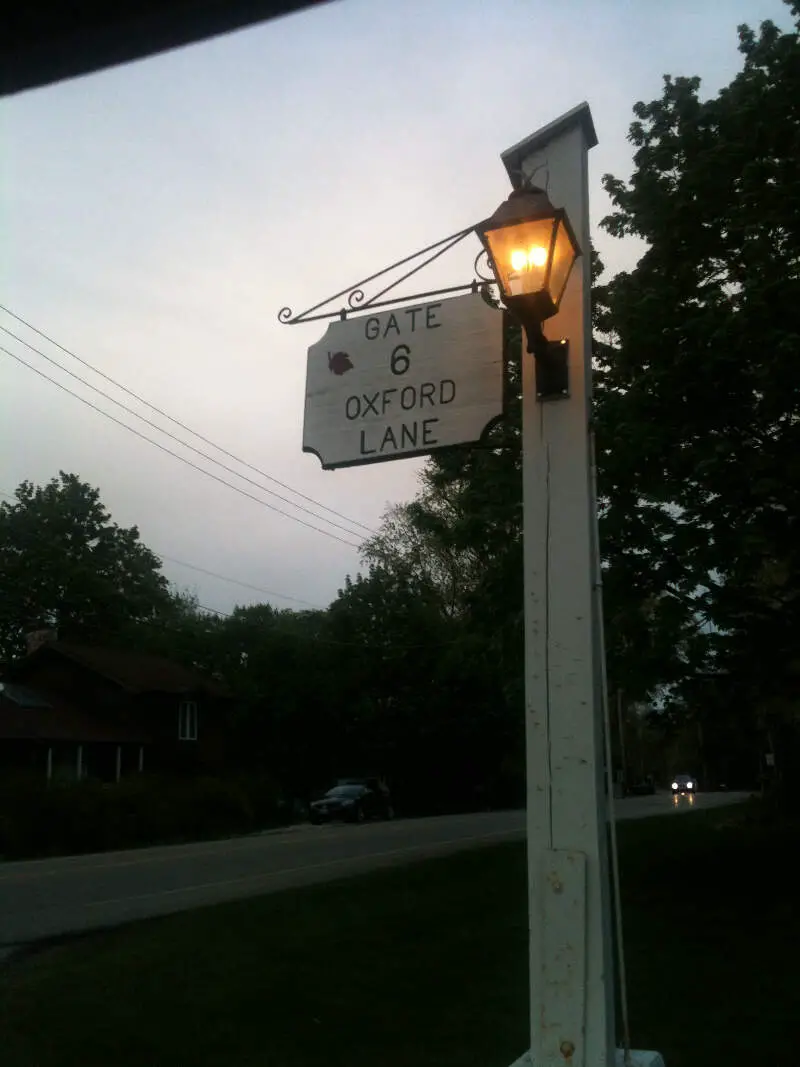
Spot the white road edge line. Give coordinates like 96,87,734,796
0,815,519,883
84,828,524,909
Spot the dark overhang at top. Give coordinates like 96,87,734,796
3,1,333,98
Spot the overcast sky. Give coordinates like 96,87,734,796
1,0,790,615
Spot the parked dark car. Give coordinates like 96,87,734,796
309,782,393,825
337,776,393,811
671,773,697,796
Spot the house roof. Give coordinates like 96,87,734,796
0,683,150,743
15,641,231,698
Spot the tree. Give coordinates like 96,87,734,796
338,319,528,808
596,3,800,761
0,472,174,661
326,562,524,812
210,603,338,789
356,4,800,790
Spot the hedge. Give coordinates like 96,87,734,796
0,772,288,860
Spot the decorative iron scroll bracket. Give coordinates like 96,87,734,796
278,224,498,326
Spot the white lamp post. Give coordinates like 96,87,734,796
487,104,665,1067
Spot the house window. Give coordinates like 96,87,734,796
178,700,198,741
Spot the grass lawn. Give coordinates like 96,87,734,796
1,804,797,1067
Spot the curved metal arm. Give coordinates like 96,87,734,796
278,224,495,326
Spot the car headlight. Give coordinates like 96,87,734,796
671,781,678,790
686,781,693,789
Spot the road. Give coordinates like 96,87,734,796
0,790,749,947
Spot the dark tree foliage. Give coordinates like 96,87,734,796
0,473,173,661
597,4,800,723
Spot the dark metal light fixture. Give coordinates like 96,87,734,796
475,185,580,397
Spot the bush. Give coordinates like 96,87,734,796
0,772,281,860
230,773,285,828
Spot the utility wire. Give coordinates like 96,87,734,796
0,345,361,548
197,604,232,618
0,305,375,536
0,324,366,542
2,488,467,651
159,554,324,610
0,489,327,609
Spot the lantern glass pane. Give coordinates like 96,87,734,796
485,218,556,299
548,217,579,309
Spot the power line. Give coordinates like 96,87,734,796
0,323,367,542
0,488,328,609
1,494,467,651
0,304,376,536
197,604,232,618
0,345,361,548
159,554,325,610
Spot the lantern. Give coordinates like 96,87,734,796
476,185,580,357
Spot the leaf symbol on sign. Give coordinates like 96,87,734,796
328,351,353,376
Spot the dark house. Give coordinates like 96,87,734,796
0,639,233,783
0,681,148,783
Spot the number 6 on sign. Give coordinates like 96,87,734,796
390,344,411,375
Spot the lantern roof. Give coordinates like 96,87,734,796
480,186,554,229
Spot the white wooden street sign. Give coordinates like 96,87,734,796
303,293,504,470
